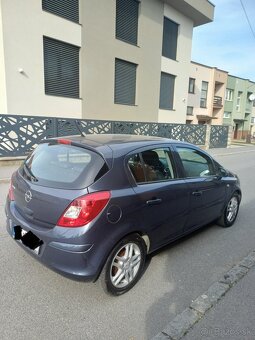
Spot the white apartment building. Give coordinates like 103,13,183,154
0,0,214,123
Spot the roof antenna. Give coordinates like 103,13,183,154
75,120,86,137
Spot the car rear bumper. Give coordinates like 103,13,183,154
5,201,100,282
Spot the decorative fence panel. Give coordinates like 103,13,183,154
0,115,53,157
55,118,113,136
209,125,229,149
0,114,228,157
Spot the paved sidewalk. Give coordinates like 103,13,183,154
184,265,255,340
152,251,255,340
0,164,20,183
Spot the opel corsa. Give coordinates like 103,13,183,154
6,134,241,295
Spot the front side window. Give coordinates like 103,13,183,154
176,147,215,178
43,37,80,98
188,78,195,93
200,81,208,108
162,17,178,60
116,0,139,45
128,148,175,183
159,72,175,110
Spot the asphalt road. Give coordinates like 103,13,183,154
1,146,255,340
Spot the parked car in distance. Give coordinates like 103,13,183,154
6,134,241,295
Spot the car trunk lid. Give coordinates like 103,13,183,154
11,140,109,228
12,172,88,228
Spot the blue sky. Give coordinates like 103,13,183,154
191,0,255,81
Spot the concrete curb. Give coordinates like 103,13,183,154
152,251,255,340
0,178,11,184
0,157,25,167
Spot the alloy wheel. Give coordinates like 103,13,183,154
226,196,239,223
110,242,142,288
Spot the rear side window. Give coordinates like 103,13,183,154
128,148,175,183
22,143,108,189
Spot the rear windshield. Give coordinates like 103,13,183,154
21,142,108,189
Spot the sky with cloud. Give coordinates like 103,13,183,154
191,0,255,82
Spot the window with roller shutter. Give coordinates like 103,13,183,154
162,17,178,60
159,72,175,110
42,0,79,23
43,37,80,98
116,0,139,45
115,59,137,105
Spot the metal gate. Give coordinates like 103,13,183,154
209,125,229,148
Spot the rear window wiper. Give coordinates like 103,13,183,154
23,163,38,182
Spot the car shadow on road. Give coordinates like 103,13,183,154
144,221,220,338
145,195,255,339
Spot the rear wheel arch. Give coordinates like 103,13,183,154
217,191,240,228
115,231,150,253
141,234,150,253
234,189,242,201
99,232,148,295
96,231,148,279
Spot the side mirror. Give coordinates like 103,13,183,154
219,167,228,177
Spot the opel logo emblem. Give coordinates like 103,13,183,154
25,190,32,203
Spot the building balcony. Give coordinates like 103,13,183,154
164,0,214,27
213,96,223,108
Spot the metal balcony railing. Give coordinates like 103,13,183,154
213,96,223,108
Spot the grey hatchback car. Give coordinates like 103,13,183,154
6,134,241,295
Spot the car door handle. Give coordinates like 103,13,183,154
146,198,162,206
192,191,202,197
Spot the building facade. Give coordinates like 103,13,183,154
186,61,228,125
223,76,255,140
251,102,255,138
0,0,214,122
251,103,255,138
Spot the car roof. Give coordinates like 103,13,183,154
67,133,169,143
59,134,179,147
49,134,192,158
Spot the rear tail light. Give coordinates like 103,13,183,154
57,191,111,228
8,179,15,201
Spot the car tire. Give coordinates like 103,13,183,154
100,234,147,296
217,193,240,228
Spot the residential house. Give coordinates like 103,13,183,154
187,61,228,125
223,76,255,140
249,101,255,138
0,0,214,123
